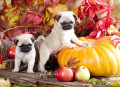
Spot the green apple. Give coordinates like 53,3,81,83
74,66,90,81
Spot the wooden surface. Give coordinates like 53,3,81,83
0,70,115,87
0,59,14,69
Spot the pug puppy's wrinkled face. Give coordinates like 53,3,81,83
55,11,77,30
14,34,35,53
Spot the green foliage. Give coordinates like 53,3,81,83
87,78,107,85
13,84,25,87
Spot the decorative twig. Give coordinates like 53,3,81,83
1,25,42,34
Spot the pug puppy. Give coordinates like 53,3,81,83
12,34,36,73
36,11,83,73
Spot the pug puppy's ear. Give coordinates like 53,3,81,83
73,14,77,20
14,38,19,45
55,13,61,21
31,34,35,43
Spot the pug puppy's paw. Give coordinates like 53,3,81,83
38,66,48,74
12,69,19,73
41,70,48,74
68,44,76,49
27,71,35,74
78,42,84,47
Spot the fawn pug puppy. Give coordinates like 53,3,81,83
12,34,36,73
36,11,83,73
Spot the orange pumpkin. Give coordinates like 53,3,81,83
57,36,120,77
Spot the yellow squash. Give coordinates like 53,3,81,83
57,36,120,77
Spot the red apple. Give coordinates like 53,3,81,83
74,66,90,81
7,46,16,59
56,67,73,82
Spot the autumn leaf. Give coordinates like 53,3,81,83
43,10,50,24
33,0,44,6
33,15,42,25
5,0,11,6
21,4,30,13
22,12,42,25
110,35,120,47
44,0,52,6
9,6,23,18
67,57,80,69
11,0,23,7
9,15,19,27
52,0,59,5
47,18,55,25
47,4,68,17
59,0,68,4
72,6,79,18
0,40,2,45
0,78,11,87
0,0,11,22
0,38,8,45
23,0,34,8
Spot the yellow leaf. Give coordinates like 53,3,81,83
5,0,11,5
47,18,55,25
9,15,19,27
9,6,24,18
21,4,30,13
0,0,4,5
0,78,11,87
47,4,68,17
72,6,79,17
43,10,50,24
33,0,44,6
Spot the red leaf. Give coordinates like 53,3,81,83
110,35,119,41
96,30,104,39
44,0,52,6
78,6,84,20
110,35,120,47
33,15,42,25
12,29,23,36
89,30,104,39
20,14,26,23
52,0,59,5
89,30,98,38
85,0,96,6
107,10,112,19
31,30,38,36
0,32,5,39
96,8,109,14
97,20,105,30
0,40,2,45
88,0,95,5
0,38,8,45
0,55,3,64
95,0,109,6
27,13,36,24
113,39,120,47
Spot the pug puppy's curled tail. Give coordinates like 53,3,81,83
34,35,45,48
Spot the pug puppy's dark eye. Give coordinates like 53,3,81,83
27,44,32,46
61,22,67,25
19,44,32,47
69,21,73,24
